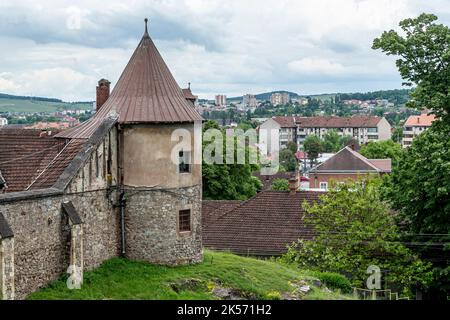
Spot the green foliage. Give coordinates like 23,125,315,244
303,135,323,163
373,13,450,123
271,178,289,191
391,126,403,143
202,121,262,200
312,272,352,294
279,148,297,172
359,140,403,165
28,250,351,300
381,123,450,295
374,13,450,297
322,130,353,153
282,179,433,296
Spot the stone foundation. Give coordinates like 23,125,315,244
124,185,203,265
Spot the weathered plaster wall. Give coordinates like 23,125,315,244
122,124,202,188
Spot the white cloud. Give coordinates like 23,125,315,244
0,0,448,100
288,58,346,75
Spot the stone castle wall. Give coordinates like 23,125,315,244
125,184,203,265
0,190,120,299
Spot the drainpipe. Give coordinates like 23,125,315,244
118,191,126,256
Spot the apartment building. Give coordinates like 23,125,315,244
402,113,436,148
215,94,227,106
259,116,392,154
270,92,290,106
243,94,258,107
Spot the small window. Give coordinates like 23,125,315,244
178,209,191,232
178,150,191,173
320,182,328,190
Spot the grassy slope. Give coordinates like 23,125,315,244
0,98,92,113
28,250,352,300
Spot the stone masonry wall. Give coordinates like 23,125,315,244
124,184,202,265
0,190,119,299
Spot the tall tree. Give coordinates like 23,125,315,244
373,13,450,123
202,121,262,200
303,135,323,166
374,13,450,298
359,140,403,165
283,179,432,297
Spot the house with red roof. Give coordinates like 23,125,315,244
309,146,391,190
402,112,436,148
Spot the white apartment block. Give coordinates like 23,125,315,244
259,116,392,154
0,117,8,127
402,113,436,148
243,94,258,108
215,94,227,106
270,93,290,106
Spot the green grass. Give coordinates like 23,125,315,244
0,98,92,113
28,250,353,300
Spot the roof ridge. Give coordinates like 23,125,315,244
345,146,380,171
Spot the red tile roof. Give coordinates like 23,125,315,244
0,129,84,192
203,190,321,256
252,171,295,190
404,114,436,127
272,116,383,128
57,27,202,139
311,147,391,173
272,116,296,127
202,200,243,225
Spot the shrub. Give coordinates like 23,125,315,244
313,272,352,294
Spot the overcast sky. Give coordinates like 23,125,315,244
0,0,449,101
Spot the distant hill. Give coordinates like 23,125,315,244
228,91,300,102
0,93,94,113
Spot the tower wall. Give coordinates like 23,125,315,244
121,123,203,265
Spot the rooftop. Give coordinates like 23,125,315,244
202,190,321,256
57,19,202,139
272,116,383,128
310,146,391,173
0,128,84,192
404,113,436,127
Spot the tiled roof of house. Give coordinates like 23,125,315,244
404,114,436,127
57,22,202,139
203,190,321,256
0,128,85,192
272,116,383,128
202,200,243,226
272,116,296,127
310,146,391,173
252,171,295,190
367,159,392,172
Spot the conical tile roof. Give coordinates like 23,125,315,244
57,21,202,139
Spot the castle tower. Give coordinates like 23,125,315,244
59,19,203,265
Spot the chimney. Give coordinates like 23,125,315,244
96,79,111,111
289,177,299,195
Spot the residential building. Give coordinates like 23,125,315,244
270,92,290,106
309,146,391,190
258,116,392,155
202,181,321,256
0,117,8,126
402,113,436,148
0,19,203,300
215,94,227,106
243,94,257,108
